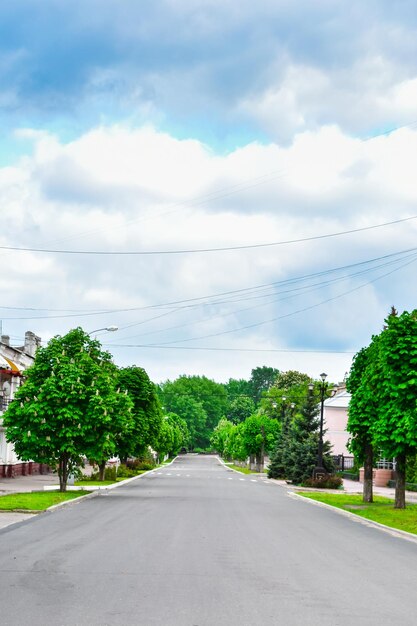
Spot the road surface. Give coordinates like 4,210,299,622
0,454,416,625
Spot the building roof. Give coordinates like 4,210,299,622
0,352,21,374
324,390,351,408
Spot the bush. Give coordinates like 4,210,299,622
104,466,118,481
125,458,155,471
302,474,343,489
116,464,138,479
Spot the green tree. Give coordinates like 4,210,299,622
159,375,227,448
274,370,312,390
346,342,379,503
269,390,334,483
4,328,133,491
249,366,279,404
210,418,235,457
224,378,252,401
227,396,256,424
241,413,279,472
117,366,163,461
370,309,417,509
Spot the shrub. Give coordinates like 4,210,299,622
126,458,155,471
116,464,137,478
104,466,118,481
302,474,343,489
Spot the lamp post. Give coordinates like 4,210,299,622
87,326,118,336
310,373,335,479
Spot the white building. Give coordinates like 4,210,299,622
0,331,42,477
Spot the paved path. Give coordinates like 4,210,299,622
1,455,417,625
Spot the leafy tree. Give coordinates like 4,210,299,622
159,375,227,448
117,366,163,461
370,309,417,509
274,370,312,390
346,342,379,503
210,419,235,457
153,419,174,462
226,396,256,424
4,328,133,491
241,413,279,472
224,378,252,401
249,366,279,404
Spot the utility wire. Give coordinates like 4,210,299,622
0,215,415,256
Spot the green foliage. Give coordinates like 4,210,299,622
302,474,343,489
249,366,279,403
226,395,256,424
158,375,227,448
117,366,163,459
268,389,334,483
3,327,133,491
210,418,235,457
274,370,312,390
347,308,417,508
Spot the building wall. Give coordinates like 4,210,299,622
324,406,350,456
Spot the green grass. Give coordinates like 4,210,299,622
226,463,260,475
0,491,88,511
299,492,417,535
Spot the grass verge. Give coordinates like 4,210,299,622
226,463,259,475
0,491,88,511
299,492,417,535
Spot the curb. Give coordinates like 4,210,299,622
2,458,179,524
290,491,417,545
216,457,268,479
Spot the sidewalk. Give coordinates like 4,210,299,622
343,478,417,503
0,472,59,494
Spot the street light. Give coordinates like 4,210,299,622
311,373,335,478
87,326,118,336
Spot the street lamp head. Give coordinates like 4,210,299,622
290,402,295,409
320,372,327,382
308,383,314,392
282,396,286,402
272,402,277,409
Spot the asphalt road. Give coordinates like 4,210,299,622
1,454,417,626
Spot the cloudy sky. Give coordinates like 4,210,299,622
1,0,417,384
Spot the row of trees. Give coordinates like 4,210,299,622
157,368,317,451
4,328,189,491
211,370,335,482
346,308,417,509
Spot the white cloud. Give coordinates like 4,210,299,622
1,123,416,383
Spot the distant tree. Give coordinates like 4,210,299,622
210,419,235,457
274,370,312,390
117,366,163,461
227,396,256,424
159,375,227,448
249,366,279,403
4,328,133,491
241,413,279,472
224,378,253,401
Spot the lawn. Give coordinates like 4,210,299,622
299,492,417,535
0,491,88,511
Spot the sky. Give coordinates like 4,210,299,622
1,0,417,385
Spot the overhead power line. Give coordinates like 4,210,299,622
0,215,416,256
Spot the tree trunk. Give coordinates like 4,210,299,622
98,460,106,482
362,442,373,503
58,453,68,492
395,452,406,509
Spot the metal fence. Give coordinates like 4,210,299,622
333,455,355,471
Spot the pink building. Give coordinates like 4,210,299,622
323,389,350,456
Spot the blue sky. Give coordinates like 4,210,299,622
1,1,417,383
